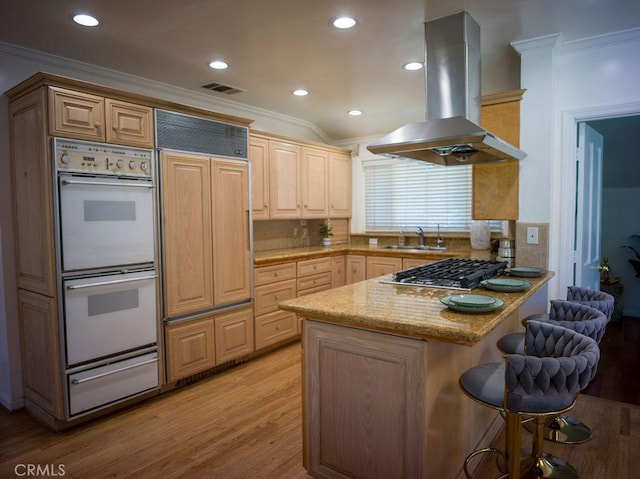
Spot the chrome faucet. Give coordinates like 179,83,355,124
417,227,425,247
436,224,445,248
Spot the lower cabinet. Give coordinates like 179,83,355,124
331,255,346,288
346,255,366,284
366,256,402,279
165,304,254,382
255,310,298,350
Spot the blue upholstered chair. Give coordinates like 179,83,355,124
460,320,600,479
497,298,610,445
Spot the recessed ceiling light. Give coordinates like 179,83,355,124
209,60,229,70
403,62,424,71
73,13,99,27
292,89,309,96
332,16,357,29
348,109,363,116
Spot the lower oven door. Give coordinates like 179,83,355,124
63,270,158,366
68,351,159,416
58,174,155,271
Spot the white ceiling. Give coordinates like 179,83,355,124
2,0,640,141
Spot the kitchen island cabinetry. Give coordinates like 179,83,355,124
280,272,551,479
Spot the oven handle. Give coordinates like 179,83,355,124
66,274,158,290
71,357,158,385
61,179,154,189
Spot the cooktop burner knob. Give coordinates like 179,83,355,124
129,160,137,170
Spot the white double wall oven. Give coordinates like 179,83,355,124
54,138,160,417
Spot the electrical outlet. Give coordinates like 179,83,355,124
526,227,539,245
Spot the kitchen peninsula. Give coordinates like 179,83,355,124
279,271,553,479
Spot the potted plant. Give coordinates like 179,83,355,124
621,234,640,278
320,220,333,247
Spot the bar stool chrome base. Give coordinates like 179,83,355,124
519,452,579,479
523,414,592,444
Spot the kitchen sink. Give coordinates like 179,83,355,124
380,245,447,251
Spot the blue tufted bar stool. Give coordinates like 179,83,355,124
497,300,609,445
460,320,600,479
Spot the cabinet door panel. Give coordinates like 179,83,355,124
366,257,402,279
255,310,298,350
302,147,329,218
48,87,104,141
161,152,214,317
211,159,251,305
329,152,352,218
105,99,154,148
346,255,366,284
214,306,254,364
331,256,346,288
166,317,215,382
269,141,302,218
249,136,270,220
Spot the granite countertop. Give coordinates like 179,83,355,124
279,272,554,346
254,244,488,266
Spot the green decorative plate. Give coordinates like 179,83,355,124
441,295,504,314
508,267,547,278
481,278,532,292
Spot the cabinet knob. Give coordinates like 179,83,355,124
274,295,279,301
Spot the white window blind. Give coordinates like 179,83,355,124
364,158,494,232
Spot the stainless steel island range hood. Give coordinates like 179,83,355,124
367,11,526,166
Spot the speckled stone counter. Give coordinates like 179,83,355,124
279,271,553,346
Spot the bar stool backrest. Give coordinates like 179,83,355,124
505,320,600,413
567,286,614,322
547,300,609,344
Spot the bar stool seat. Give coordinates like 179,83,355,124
497,298,610,445
460,320,600,479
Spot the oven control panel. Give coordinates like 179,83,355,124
54,139,153,178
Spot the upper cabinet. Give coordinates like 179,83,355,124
48,86,154,148
472,89,525,220
250,132,351,221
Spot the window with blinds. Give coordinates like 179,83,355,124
363,158,498,232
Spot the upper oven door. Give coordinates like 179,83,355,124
59,174,155,272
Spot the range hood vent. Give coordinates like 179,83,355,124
367,11,526,165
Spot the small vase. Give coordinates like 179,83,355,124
470,221,491,250
322,237,332,247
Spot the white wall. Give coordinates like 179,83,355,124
0,42,329,410
513,28,640,300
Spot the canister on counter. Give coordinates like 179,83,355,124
496,239,515,267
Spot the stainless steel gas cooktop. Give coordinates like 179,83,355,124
384,258,508,291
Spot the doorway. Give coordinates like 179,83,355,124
562,111,640,318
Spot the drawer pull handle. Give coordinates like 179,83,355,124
71,357,158,385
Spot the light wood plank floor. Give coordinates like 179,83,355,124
1,342,639,478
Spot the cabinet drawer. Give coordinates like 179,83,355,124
254,262,297,286
68,352,158,416
297,272,332,293
255,310,298,350
297,257,331,277
254,279,297,316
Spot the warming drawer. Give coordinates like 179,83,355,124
68,352,158,416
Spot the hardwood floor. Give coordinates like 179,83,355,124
1,321,639,479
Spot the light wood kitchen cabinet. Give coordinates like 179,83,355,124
211,160,251,305
254,262,299,350
161,152,215,317
48,86,154,148
366,256,403,279
301,147,330,218
249,136,270,220
269,140,302,219
297,257,332,296
331,255,346,288
346,255,366,284
166,316,216,382
329,151,352,218
10,88,57,297
473,89,525,220
402,257,435,269
214,305,254,364
162,152,251,318
18,290,63,419
250,131,352,220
